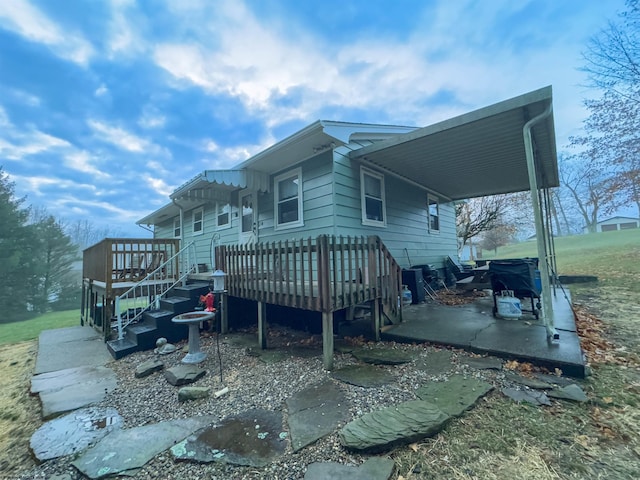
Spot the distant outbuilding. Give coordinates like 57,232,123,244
585,216,640,233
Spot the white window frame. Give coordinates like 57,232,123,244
215,202,231,230
173,216,181,238
428,195,440,233
360,167,386,227
192,206,204,236
274,167,304,230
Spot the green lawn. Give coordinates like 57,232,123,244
483,229,640,290
0,310,80,346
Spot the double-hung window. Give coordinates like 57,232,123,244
173,217,181,238
216,203,230,229
428,195,439,232
361,167,386,226
274,168,303,229
192,207,204,235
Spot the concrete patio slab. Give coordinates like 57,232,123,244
382,289,587,377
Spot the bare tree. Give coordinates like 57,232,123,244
580,88,640,217
456,193,531,249
558,153,618,233
66,219,119,250
582,0,640,100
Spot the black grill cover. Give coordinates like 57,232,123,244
489,259,538,294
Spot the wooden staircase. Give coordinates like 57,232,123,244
106,283,210,359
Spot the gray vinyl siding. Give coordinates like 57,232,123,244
333,146,457,270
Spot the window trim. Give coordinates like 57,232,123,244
215,202,231,230
192,206,204,236
360,167,387,227
274,167,304,230
428,194,440,233
173,216,181,238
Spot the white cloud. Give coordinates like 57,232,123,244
0,0,94,65
95,84,109,97
203,139,218,152
142,173,173,197
11,175,96,197
10,88,41,106
106,0,145,57
64,150,110,178
88,119,155,153
0,129,70,160
149,0,617,142
138,109,166,129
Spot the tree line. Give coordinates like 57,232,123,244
0,167,119,323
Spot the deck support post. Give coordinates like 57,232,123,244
219,292,228,334
322,311,334,370
258,301,267,349
371,299,381,342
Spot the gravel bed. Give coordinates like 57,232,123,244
17,325,524,480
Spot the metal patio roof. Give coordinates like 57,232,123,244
349,86,558,201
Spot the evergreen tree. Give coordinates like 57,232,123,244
31,215,79,313
0,167,39,322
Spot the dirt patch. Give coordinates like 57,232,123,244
0,340,41,476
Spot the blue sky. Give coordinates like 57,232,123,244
0,0,626,236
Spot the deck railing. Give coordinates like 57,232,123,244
114,242,197,340
218,235,402,318
81,238,181,336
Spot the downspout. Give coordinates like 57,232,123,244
172,198,186,287
523,102,559,340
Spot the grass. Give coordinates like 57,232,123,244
482,229,640,291
0,310,80,346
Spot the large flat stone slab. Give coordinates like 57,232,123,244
35,366,118,420
286,380,349,452
164,364,206,386
305,457,395,480
352,348,414,365
30,407,123,462
35,326,112,374
339,400,449,452
72,415,216,479
331,365,394,388
415,374,493,417
171,409,286,467
414,350,454,375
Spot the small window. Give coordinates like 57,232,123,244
275,168,303,229
216,203,230,229
192,207,204,235
428,195,439,232
361,167,386,226
173,216,181,238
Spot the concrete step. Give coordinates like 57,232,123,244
107,338,139,360
144,309,189,344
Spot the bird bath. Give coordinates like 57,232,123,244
172,311,215,363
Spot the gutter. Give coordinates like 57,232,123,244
523,101,558,340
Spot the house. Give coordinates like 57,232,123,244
584,216,640,233
82,86,559,368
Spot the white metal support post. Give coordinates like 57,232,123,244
523,102,559,340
